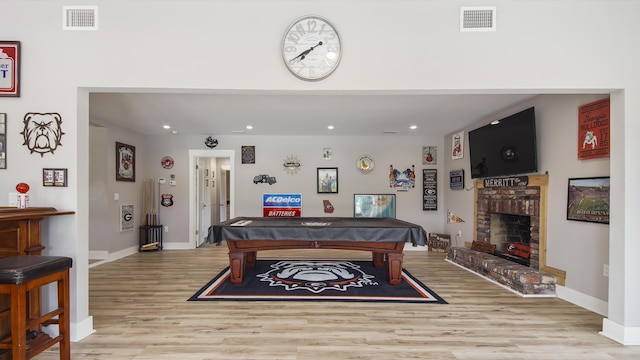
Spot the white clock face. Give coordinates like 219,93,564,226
282,15,342,81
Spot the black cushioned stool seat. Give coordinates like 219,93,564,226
0,256,72,360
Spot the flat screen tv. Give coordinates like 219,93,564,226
468,107,538,179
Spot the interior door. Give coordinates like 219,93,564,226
196,162,212,247
219,169,228,222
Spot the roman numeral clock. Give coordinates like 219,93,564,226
282,15,342,81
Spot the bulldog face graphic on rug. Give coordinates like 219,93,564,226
21,113,65,157
276,262,356,282
258,260,377,293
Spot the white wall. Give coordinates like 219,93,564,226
1,0,639,345
88,125,109,254
89,118,147,258
142,134,445,247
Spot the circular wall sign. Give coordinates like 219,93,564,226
356,155,375,174
161,156,174,169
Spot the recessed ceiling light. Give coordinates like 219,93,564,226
170,130,178,134
246,125,253,130
328,125,334,130
410,125,417,130
163,125,171,129
491,120,500,125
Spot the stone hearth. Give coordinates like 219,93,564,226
447,247,556,295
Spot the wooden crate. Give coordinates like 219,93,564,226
428,233,451,252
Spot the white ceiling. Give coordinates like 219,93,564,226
89,91,538,137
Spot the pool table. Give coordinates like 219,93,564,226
211,217,427,285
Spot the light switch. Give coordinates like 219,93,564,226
114,193,119,201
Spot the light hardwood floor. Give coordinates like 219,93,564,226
35,246,640,360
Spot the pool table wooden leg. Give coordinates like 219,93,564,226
228,252,245,284
387,253,403,285
372,252,385,268
245,251,257,268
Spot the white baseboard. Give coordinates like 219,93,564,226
404,243,428,251
89,245,138,268
601,318,640,345
71,315,96,342
555,285,608,316
163,241,194,250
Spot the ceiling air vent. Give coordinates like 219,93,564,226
460,6,496,32
63,6,98,31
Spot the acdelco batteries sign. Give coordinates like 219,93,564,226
263,193,302,217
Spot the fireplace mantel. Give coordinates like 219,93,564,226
473,174,566,285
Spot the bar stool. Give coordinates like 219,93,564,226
0,256,72,360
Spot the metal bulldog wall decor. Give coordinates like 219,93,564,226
21,112,64,157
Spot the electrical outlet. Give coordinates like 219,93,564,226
457,230,462,237
603,264,609,277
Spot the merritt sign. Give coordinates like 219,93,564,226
483,176,529,188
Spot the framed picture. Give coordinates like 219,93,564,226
241,145,255,164
120,204,135,232
452,131,464,160
422,146,437,165
317,167,338,193
0,41,20,97
354,194,396,218
43,168,67,187
0,113,5,169
567,177,610,224
323,147,332,160
116,142,135,182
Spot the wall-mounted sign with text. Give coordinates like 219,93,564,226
263,193,302,217
483,176,529,188
423,169,437,211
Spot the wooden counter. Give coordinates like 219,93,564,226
0,207,75,257
0,207,75,357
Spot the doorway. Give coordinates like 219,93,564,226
188,149,235,248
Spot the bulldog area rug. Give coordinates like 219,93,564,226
189,259,447,304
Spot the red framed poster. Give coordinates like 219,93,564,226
578,98,610,160
0,41,20,97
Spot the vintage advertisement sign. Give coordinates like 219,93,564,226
578,98,610,160
0,41,20,97
263,193,302,217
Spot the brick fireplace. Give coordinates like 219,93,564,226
446,174,565,295
476,184,540,269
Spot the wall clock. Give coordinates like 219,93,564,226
282,15,342,81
